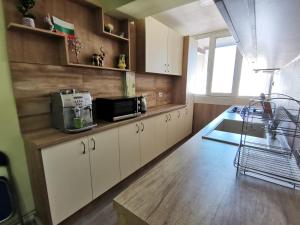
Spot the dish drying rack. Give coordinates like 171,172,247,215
234,93,300,189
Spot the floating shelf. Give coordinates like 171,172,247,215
67,63,130,72
101,30,129,42
7,23,65,38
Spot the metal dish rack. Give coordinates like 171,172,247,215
234,93,300,188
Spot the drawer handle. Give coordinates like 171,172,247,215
136,123,140,133
91,138,96,151
168,113,171,121
165,114,168,122
141,122,144,132
81,141,86,154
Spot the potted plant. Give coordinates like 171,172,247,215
17,0,36,28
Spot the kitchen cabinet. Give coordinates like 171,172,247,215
140,117,158,166
155,114,169,155
119,122,141,180
215,0,300,69
167,28,184,75
28,106,193,225
145,17,169,74
137,17,183,76
167,110,182,148
42,139,93,225
89,128,120,199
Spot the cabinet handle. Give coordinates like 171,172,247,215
91,138,96,151
141,122,144,132
165,114,168,122
177,110,180,118
168,113,171,121
81,141,86,154
136,123,140,133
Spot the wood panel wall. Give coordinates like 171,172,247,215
3,0,176,133
193,103,231,134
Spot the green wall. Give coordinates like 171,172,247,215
0,1,35,218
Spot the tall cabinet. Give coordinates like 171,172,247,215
137,17,183,76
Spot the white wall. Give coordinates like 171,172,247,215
273,57,300,101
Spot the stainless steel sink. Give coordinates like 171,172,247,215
215,119,266,138
203,119,266,145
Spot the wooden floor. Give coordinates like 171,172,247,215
60,138,190,225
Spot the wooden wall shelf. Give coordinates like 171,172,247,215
101,31,129,42
67,63,130,72
7,23,65,38
7,21,131,72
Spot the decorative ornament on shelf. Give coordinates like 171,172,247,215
17,0,36,28
92,46,105,67
68,36,82,64
118,54,126,69
44,13,54,31
104,23,114,33
119,32,125,38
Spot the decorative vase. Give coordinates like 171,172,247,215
22,17,35,28
118,54,126,69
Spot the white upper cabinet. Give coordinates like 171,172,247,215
167,28,183,75
137,17,183,76
216,0,300,69
145,17,169,74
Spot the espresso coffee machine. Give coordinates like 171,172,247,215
51,89,97,133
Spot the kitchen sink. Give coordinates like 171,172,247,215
215,119,266,138
203,119,266,145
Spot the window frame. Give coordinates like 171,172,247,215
193,30,243,97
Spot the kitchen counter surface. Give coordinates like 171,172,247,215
113,107,300,225
24,104,186,149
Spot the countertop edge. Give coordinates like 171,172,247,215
23,104,187,149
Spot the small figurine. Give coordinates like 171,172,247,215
104,23,114,33
44,13,54,31
118,54,126,69
92,46,105,67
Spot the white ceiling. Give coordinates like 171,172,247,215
116,0,199,19
152,0,228,36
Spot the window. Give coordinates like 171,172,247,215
190,38,209,95
211,36,237,94
238,59,272,96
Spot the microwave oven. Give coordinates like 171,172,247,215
93,96,141,121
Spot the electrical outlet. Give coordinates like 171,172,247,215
158,92,163,98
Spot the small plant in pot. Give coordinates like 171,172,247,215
17,0,36,28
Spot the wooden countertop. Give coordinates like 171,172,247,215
113,108,300,225
24,104,186,149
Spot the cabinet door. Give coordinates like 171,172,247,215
119,123,141,180
185,105,194,137
145,17,168,74
167,28,183,76
178,108,187,141
155,113,169,155
42,139,92,225
89,128,120,199
140,117,158,166
167,111,180,148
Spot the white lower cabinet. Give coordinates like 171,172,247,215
89,128,120,199
41,106,193,225
167,110,185,148
119,122,141,180
155,114,169,155
42,139,93,225
140,117,158,166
